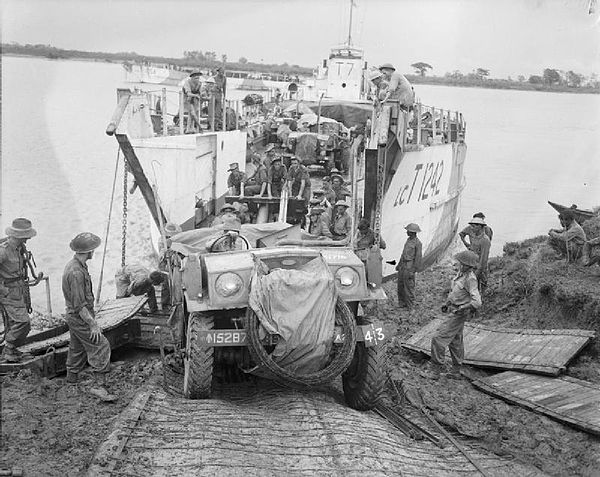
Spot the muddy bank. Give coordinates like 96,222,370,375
2,230,600,476
375,226,600,477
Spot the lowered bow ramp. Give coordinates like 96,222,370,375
88,384,542,476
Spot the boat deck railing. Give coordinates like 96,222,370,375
411,103,466,146
141,87,263,136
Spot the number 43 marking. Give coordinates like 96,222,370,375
362,324,386,348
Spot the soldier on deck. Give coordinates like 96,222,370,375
329,200,352,241
181,71,203,133
378,63,415,110
548,210,587,261
286,156,312,202
227,162,246,196
330,171,352,203
321,176,337,205
62,232,116,401
306,207,331,239
0,218,42,363
267,156,288,198
396,223,423,309
212,203,239,227
243,154,268,197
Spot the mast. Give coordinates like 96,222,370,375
347,0,355,46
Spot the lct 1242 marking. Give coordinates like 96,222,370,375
393,161,444,207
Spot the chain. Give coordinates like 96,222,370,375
122,157,128,268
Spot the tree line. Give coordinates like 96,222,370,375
1,42,314,76
408,62,599,93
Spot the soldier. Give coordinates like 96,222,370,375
286,156,312,202
267,156,288,198
330,172,352,202
429,250,482,377
115,264,166,313
62,232,116,401
313,189,332,210
548,210,587,261
354,219,386,260
306,207,331,239
582,236,600,267
329,200,352,241
378,63,415,110
321,176,337,204
466,217,491,292
0,218,41,363
243,154,268,197
212,203,238,227
459,212,493,248
227,162,246,196
396,223,423,309
181,71,203,133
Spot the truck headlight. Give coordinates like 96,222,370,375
215,272,244,297
335,267,359,288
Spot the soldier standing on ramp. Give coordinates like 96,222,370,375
62,232,116,402
428,250,482,377
396,223,423,309
0,218,42,363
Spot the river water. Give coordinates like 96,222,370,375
2,56,600,310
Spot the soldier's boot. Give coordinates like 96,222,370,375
1,344,22,363
66,370,78,384
88,372,117,402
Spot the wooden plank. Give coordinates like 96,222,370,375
473,371,600,436
402,319,594,375
87,388,152,475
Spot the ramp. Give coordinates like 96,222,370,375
402,318,595,376
0,297,146,377
88,384,543,476
473,371,600,436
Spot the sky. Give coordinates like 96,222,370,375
2,0,599,78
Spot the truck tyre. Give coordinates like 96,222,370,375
342,316,385,411
183,312,214,399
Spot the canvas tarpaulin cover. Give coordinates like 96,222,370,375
249,255,337,374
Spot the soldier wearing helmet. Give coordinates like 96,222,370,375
428,250,482,377
548,209,586,262
395,223,423,309
181,71,203,133
62,232,116,401
378,63,415,110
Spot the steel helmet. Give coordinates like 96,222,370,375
405,223,422,233
379,63,396,71
70,232,101,253
454,250,479,268
369,69,383,81
468,217,487,226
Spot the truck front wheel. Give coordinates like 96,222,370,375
183,312,214,399
342,315,385,411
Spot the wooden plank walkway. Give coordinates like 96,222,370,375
87,384,544,477
11,296,147,355
473,371,600,436
402,318,595,376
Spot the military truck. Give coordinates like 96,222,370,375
164,222,387,411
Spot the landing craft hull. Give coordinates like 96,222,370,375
379,143,467,279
